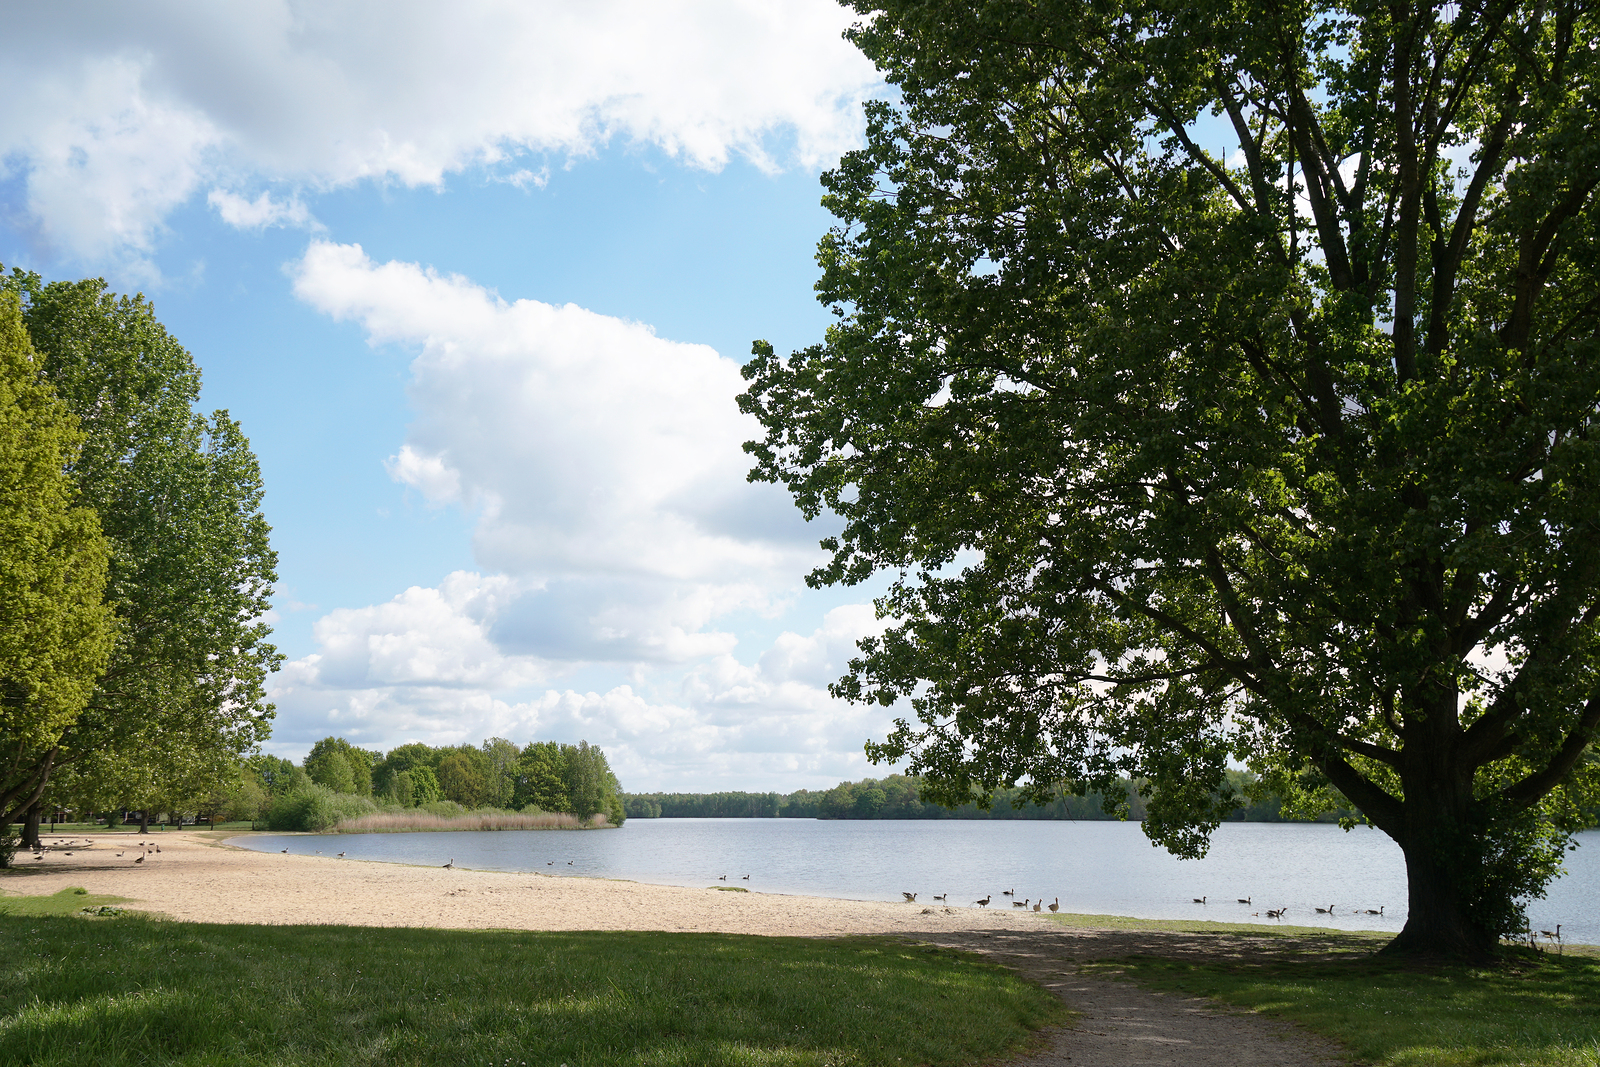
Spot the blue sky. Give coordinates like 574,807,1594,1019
0,1,906,791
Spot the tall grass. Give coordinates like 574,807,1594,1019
333,810,609,832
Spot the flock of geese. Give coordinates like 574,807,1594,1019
26,837,166,864
1189,896,1388,919
899,889,1062,912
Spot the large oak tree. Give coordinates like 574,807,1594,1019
741,0,1600,957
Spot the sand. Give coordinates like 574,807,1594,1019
5,830,1351,1066
5,830,1045,935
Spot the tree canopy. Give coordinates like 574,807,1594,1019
741,0,1600,957
0,270,279,832
0,293,115,826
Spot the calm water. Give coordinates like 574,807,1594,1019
234,819,1600,944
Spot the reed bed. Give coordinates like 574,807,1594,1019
332,810,609,833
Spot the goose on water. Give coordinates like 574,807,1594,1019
1237,897,1251,905
1192,896,1206,904
903,892,918,902
933,893,947,901
1364,906,1384,915
975,895,991,907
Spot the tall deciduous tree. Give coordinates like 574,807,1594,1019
1,270,279,826
741,0,1600,958
0,293,115,848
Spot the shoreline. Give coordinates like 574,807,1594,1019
1,830,1054,937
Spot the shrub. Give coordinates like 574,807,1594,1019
266,784,378,832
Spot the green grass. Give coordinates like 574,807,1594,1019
0,913,1065,1067
0,887,132,918
1086,944,1600,1066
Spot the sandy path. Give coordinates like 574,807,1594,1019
6,831,1352,1066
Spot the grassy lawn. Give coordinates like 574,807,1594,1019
0,909,1065,1067
1083,935,1600,1066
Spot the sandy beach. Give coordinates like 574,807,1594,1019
3,830,1046,937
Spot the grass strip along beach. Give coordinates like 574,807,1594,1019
1071,918,1600,1067
0,911,1063,1067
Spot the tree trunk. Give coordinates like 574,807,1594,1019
1383,834,1498,960
1381,707,1499,960
138,810,149,834
20,802,41,849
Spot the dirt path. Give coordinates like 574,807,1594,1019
918,927,1354,1066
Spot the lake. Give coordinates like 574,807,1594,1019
234,819,1599,944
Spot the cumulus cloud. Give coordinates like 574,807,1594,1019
270,597,893,790
0,0,879,265
207,189,317,231
292,240,821,590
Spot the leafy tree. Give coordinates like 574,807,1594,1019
436,752,488,808
513,742,570,813
480,737,521,808
407,765,442,807
0,293,115,850
305,737,377,795
372,742,438,800
0,270,279,830
741,0,1600,958
304,748,355,795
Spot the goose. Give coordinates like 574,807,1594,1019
932,893,947,901
1237,897,1251,905
337,852,346,858
1048,898,1059,913
975,895,992,907
1012,898,1028,908
116,852,125,858
567,860,573,865
1540,924,1562,941
442,859,454,869
742,874,750,880
154,845,161,853
1002,889,1015,896
280,849,288,854
1265,908,1284,918
720,874,727,881
134,853,145,864
903,892,918,902
1315,905,1334,914
1192,896,1206,905
1033,900,1042,912
1364,906,1384,915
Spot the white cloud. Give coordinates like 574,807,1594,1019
207,189,317,231
0,0,880,266
270,597,894,791
291,240,822,591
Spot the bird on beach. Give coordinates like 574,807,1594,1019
1033,900,1042,912
116,852,124,858
903,892,917,902
337,852,346,858
134,853,145,864
975,895,991,907
442,859,454,869
281,849,288,854
1048,898,1059,913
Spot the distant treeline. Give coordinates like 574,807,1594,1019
623,771,1352,822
